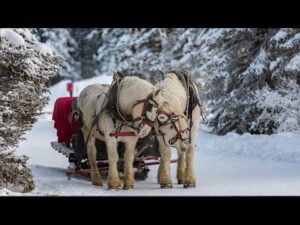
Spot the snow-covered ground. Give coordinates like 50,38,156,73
2,75,300,196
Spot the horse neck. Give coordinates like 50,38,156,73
159,75,187,114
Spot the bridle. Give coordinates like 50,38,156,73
110,91,159,137
157,110,190,147
155,70,203,147
131,91,159,129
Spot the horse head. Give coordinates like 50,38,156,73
131,88,162,138
156,102,190,150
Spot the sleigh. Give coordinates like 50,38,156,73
51,96,177,181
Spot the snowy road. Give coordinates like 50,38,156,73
2,76,300,196
9,114,300,196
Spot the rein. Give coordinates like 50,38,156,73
131,91,158,127
157,110,189,147
109,90,158,137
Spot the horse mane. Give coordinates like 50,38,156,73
157,71,201,117
156,72,187,114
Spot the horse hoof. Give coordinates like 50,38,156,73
92,180,103,186
160,184,173,189
178,180,184,184
123,184,134,190
183,183,196,188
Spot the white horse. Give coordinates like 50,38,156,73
155,71,201,188
77,76,162,190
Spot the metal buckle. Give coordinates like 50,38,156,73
170,113,178,121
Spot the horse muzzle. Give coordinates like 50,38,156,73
137,124,152,138
169,134,179,145
182,139,190,151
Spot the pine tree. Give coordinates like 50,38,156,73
198,28,300,134
97,28,172,82
32,28,79,84
32,28,104,83
70,28,103,79
0,29,63,192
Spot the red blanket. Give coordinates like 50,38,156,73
52,97,78,146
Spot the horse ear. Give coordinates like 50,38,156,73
154,89,161,96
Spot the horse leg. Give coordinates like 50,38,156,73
183,107,200,188
106,139,121,190
157,138,173,188
87,135,103,186
183,142,196,188
123,140,136,190
176,149,186,184
157,164,161,184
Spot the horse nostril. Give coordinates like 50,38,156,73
139,131,147,138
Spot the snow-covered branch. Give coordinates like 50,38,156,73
0,28,63,192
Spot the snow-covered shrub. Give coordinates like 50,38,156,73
0,28,63,192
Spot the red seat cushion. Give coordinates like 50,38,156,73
52,97,78,146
